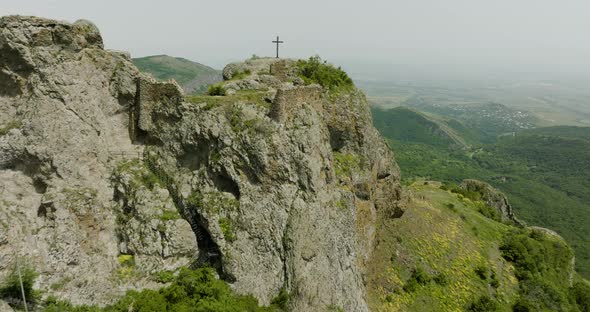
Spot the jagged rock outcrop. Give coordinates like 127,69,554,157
0,16,196,306
138,57,402,311
459,179,523,225
0,16,403,311
112,161,197,272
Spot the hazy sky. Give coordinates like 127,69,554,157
2,0,590,80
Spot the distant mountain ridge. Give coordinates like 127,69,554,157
519,125,590,141
132,55,222,94
397,100,539,142
371,106,475,149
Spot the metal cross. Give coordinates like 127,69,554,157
272,36,284,58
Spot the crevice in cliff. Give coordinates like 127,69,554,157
178,142,241,199
329,129,347,152
130,79,149,144
0,70,24,97
2,152,53,189
278,194,298,300
33,178,48,194
178,144,210,171
144,156,233,281
180,192,234,281
211,169,241,200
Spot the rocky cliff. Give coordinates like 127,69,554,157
0,15,198,306
0,16,402,311
458,179,522,225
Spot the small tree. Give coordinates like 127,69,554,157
295,56,353,91
573,282,590,312
207,84,226,96
0,260,38,308
474,265,488,280
469,295,499,311
403,267,430,292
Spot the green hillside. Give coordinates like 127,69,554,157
392,100,539,143
519,126,590,140
372,107,590,279
371,106,477,148
368,182,589,311
133,55,221,94
476,128,590,277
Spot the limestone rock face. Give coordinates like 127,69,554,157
0,300,14,312
0,16,195,306
140,59,402,311
0,15,403,311
112,161,197,273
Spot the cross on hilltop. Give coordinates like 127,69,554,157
272,36,284,58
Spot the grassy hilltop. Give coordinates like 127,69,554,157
133,55,221,94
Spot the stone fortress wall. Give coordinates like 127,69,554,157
269,85,323,123
135,76,184,136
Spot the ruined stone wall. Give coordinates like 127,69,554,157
136,76,184,134
269,85,323,123
269,60,289,82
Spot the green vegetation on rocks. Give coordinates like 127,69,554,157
0,120,22,136
187,191,239,215
402,267,431,292
43,267,281,312
114,159,162,191
499,228,578,311
152,270,176,284
441,183,502,222
0,261,39,309
572,281,590,312
270,287,289,310
207,84,226,96
296,56,353,91
117,254,135,280
367,182,517,311
219,217,237,242
468,295,499,312
333,152,361,178
500,229,573,283
224,104,271,134
230,69,251,80
159,209,181,221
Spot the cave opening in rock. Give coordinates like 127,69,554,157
179,193,235,282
